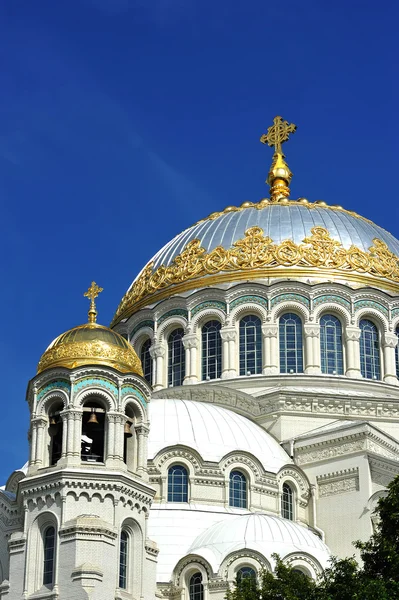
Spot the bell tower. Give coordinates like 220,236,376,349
7,284,158,600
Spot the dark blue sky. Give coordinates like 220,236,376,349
0,0,398,482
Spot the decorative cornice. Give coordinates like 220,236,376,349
113,225,399,324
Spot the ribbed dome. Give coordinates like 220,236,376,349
37,322,143,375
148,398,291,472
188,512,331,572
113,200,399,323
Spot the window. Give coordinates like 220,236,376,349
395,326,399,379
237,566,256,583
320,315,344,375
360,319,381,380
239,315,262,375
49,409,63,466
279,313,303,373
140,339,153,385
281,483,294,520
168,328,185,387
189,572,203,600
119,530,128,589
202,320,222,380
43,526,55,586
81,402,105,462
229,470,247,508
168,465,188,502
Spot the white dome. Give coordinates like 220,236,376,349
148,398,291,472
189,512,331,573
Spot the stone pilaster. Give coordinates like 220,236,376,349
150,343,166,391
182,333,199,385
304,324,321,374
262,324,279,374
345,326,362,378
220,326,237,379
383,332,398,385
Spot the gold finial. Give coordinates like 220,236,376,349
84,281,103,324
260,116,297,203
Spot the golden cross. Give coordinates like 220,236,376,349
84,281,103,323
260,115,297,155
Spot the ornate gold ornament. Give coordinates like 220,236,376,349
113,227,399,324
260,115,297,202
38,283,143,376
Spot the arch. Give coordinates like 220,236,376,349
130,326,154,349
157,316,188,341
359,319,381,380
168,328,186,387
168,464,189,502
230,303,267,326
76,387,115,412
279,313,304,374
27,512,59,594
281,482,294,520
123,401,146,473
320,314,344,375
355,308,389,333
271,302,309,324
81,398,107,463
236,565,257,584
202,320,222,380
229,470,247,509
239,315,262,376
191,308,226,332
313,303,351,327
119,518,143,596
36,389,69,416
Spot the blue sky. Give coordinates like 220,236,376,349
0,0,398,482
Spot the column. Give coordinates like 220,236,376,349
60,411,68,459
220,327,237,379
113,414,125,463
304,324,321,374
136,424,150,478
182,333,199,385
383,332,398,385
29,422,38,466
72,410,83,465
150,343,166,391
106,412,116,462
262,324,279,374
35,417,47,468
345,326,362,378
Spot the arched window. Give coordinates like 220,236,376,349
320,314,344,375
81,402,106,462
140,338,153,385
43,526,55,586
237,566,257,584
360,319,381,380
279,313,303,373
202,320,222,380
189,572,203,600
239,315,262,375
281,483,294,520
229,470,247,508
48,405,63,466
168,465,188,502
395,326,399,379
119,530,128,589
168,328,185,387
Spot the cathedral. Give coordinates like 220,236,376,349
1,116,399,600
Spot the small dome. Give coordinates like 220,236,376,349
189,512,331,572
148,398,291,472
37,322,143,375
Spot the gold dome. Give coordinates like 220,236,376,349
37,282,143,376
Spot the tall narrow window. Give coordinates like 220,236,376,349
119,530,128,589
168,328,185,387
279,313,303,373
239,315,262,375
229,470,247,508
189,572,203,600
140,339,153,385
281,483,294,520
360,319,380,380
320,315,344,375
168,465,188,502
395,326,399,379
81,402,105,463
202,320,222,380
43,526,55,586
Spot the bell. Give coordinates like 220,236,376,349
49,417,58,436
124,421,133,437
87,410,99,425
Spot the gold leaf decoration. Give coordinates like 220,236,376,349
113,227,399,324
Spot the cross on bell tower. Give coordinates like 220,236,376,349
260,116,297,203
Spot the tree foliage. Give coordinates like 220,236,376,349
226,475,399,600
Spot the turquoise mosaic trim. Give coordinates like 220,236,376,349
121,385,147,406
37,380,71,402
158,308,188,325
73,377,118,397
130,320,154,340
191,300,227,318
271,293,310,309
230,295,268,311
391,308,399,319
354,300,389,318
313,295,351,311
